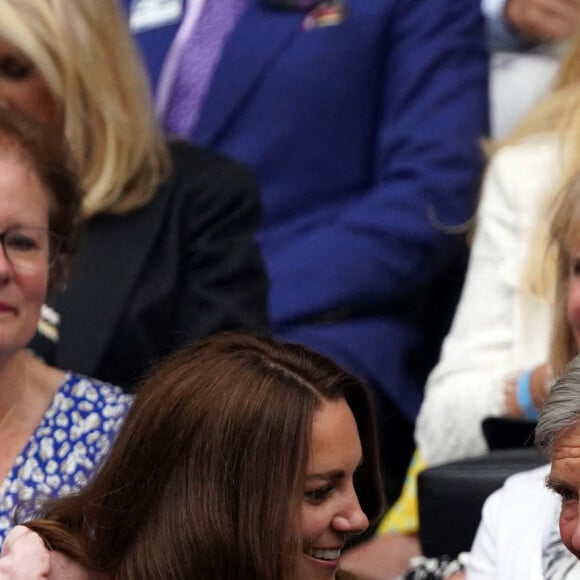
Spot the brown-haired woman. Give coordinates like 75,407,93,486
0,332,384,580
0,108,131,548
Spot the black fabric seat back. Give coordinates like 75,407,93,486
418,448,548,557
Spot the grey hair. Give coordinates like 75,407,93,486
536,353,580,456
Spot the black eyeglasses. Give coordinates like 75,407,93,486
0,226,61,270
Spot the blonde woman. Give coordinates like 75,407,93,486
343,30,580,580
0,0,268,390
415,35,580,467
464,172,580,580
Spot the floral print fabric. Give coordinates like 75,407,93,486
0,373,131,546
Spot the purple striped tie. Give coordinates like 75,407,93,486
164,0,247,137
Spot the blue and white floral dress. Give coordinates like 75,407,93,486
0,373,132,546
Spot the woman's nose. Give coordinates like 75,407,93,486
333,489,369,536
0,242,13,282
570,281,580,306
0,93,12,110
567,275,580,318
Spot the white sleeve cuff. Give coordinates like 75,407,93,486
481,0,532,50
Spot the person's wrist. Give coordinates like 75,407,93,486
516,369,539,420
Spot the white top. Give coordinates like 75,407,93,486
481,0,517,50
467,465,567,579
415,136,561,465
490,51,559,139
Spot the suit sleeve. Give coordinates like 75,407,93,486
270,0,489,323
176,151,270,340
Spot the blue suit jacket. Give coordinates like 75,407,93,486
125,0,489,421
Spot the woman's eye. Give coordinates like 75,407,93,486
0,55,34,80
569,258,580,277
305,484,333,504
6,235,38,252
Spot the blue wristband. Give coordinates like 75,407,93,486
516,370,539,420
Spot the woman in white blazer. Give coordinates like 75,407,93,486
415,37,580,467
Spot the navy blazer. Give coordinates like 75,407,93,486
125,0,489,420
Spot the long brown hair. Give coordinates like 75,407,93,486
24,332,384,579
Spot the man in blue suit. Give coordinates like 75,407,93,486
122,0,489,500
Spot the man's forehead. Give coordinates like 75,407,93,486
551,424,580,487
552,424,580,460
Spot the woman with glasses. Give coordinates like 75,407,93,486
0,0,268,391
0,108,131,547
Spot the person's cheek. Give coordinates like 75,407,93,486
300,505,328,545
567,279,580,339
560,502,580,557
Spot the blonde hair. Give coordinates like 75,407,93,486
480,36,580,304
549,173,580,377
0,0,170,219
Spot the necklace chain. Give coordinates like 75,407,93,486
0,361,28,434
0,399,18,433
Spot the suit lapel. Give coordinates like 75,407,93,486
50,188,170,375
193,2,303,145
